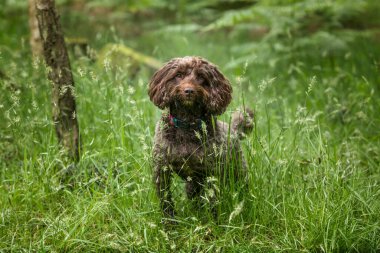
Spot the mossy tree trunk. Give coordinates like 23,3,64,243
36,0,80,161
28,0,43,57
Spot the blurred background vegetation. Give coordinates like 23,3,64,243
1,0,380,251
2,0,379,161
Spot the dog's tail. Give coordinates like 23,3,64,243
231,108,254,139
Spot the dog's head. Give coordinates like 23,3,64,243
148,56,232,115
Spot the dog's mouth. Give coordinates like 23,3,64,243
179,93,200,107
171,85,207,108
182,99,194,106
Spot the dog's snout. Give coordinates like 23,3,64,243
184,88,194,94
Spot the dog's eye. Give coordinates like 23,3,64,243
175,73,184,79
198,76,208,86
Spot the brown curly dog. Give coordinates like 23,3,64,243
148,56,253,218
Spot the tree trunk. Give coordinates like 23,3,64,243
36,0,80,161
28,0,43,57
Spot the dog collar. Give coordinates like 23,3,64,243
168,114,203,130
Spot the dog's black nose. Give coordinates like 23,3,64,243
184,88,194,94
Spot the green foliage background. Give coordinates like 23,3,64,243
1,0,380,252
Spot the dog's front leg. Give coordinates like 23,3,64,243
154,165,175,218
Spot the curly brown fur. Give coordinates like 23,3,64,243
148,56,253,218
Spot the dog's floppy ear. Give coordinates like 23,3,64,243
202,61,232,115
148,59,178,109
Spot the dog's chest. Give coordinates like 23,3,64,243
163,130,224,170
168,141,204,163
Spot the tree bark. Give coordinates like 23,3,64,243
36,0,80,161
28,0,43,57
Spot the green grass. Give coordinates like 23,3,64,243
1,5,380,252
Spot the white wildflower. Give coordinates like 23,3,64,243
306,76,317,96
127,86,135,95
229,200,244,223
103,58,111,72
77,67,84,77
